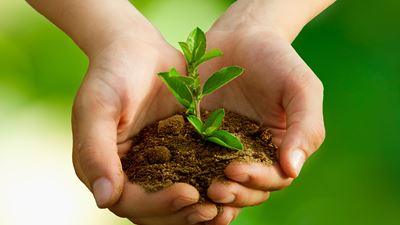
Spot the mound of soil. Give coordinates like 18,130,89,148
121,111,277,201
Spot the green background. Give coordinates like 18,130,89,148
0,0,399,224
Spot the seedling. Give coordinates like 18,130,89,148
158,27,244,150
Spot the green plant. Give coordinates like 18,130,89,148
158,27,244,150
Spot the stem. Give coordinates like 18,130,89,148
188,64,202,120
195,98,201,120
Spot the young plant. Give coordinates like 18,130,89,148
158,27,244,150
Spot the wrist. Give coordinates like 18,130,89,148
84,22,160,60
212,0,335,42
78,5,160,58
27,0,161,58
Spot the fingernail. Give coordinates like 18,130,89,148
291,149,306,177
216,194,235,204
172,196,198,211
187,213,212,225
92,177,113,207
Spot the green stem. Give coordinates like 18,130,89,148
195,98,201,120
188,64,202,120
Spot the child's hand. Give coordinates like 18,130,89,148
72,36,222,224
200,1,332,222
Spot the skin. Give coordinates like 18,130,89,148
26,0,335,224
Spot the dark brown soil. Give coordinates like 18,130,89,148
121,111,277,202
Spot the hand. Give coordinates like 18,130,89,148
71,31,221,225
201,2,326,223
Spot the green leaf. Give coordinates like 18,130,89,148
196,49,223,65
186,101,196,115
202,66,244,96
168,68,181,77
203,108,225,135
175,76,195,86
186,27,206,63
206,130,244,151
179,41,192,63
168,67,195,88
187,115,204,134
158,71,193,108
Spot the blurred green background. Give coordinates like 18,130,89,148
1,0,399,224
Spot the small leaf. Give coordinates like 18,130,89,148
187,115,204,134
179,41,192,63
175,76,195,86
196,49,223,65
186,101,196,115
168,68,181,77
206,130,243,150
203,108,225,135
168,68,195,86
158,71,192,108
186,27,206,63
202,66,244,96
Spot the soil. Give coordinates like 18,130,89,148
121,111,277,202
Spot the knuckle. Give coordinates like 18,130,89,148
234,192,251,206
192,204,218,220
233,198,246,207
78,143,101,171
202,208,218,219
169,195,197,213
288,69,315,89
314,78,324,93
288,69,323,96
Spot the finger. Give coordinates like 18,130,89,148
280,71,325,178
208,179,270,207
130,202,218,225
224,161,292,191
110,182,200,218
72,88,123,208
205,206,240,225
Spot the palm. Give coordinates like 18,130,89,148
73,38,185,195
201,30,316,144
85,41,185,150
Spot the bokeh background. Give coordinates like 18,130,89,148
1,0,399,224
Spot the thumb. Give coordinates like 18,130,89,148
72,94,124,208
279,74,326,178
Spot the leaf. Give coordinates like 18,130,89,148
186,27,206,63
168,68,195,86
168,67,181,77
206,130,244,151
158,71,193,108
179,41,192,63
175,76,195,86
186,101,196,115
203,108,225,135
196,49,223,65
202,66,244,96
187,115,204,134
